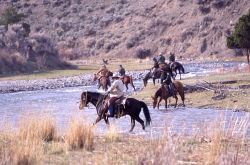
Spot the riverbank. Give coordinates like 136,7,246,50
134,71,250,112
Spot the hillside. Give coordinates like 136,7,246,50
1,0,250,60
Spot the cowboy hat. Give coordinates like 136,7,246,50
112,73,120,78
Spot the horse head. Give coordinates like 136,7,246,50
93,74,98,82
79,91,89,110
151,96,157,109
143,71,151,87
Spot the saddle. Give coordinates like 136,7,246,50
113,96,127,118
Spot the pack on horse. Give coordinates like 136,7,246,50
79,91,151,132
143,63,173,87
151,81,185,109
170,62,185,80
93,71,113,91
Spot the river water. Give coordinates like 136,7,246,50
0,61,249,137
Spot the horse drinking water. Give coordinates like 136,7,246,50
79,91,151,132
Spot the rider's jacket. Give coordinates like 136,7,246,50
158,55,165,64
162,73,172,85
118,68,125,76
97,68,109,77
107,79,124,98
169,54,175,62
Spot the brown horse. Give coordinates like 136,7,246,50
151,81,185,109
93,71,113,91
121,75,136,91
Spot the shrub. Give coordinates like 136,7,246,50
105,124,120,142
18,115,56,142
66,119,94,150
135,48,152,59
0,7,24,26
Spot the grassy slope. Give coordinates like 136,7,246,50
0,59,152,81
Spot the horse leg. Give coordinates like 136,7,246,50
178,89,185,107
125,83,128,91
157,97,163,109
134,116,145,130
179,69,181,80
153,78,156,85
104,115,110,125
173,95,178,108
129,117,135,132
94,116,102,125
131,83,136,91
164,98,168,109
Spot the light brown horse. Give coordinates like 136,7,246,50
121,75,136,91
93,71,113,91
151,81,185,109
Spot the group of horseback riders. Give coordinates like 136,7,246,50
93,52,178,118
152,52,176,96
95,64,127,118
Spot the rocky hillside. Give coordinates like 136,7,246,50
1,0,250,59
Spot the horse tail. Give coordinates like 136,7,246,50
140,101,151,126
179,64,185,73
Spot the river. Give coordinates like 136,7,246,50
0,61,249,137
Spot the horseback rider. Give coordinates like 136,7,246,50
118,65,126,77
158,52,166,64
96,65,111,86
169,52,175,63
152,57,159,79
162,72,176,96
105,73,125,118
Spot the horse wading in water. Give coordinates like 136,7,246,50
151,81,185,109
170,62,185,80
143,63,173,87
93,71,113,91
79,91,151,132
121,75,136,91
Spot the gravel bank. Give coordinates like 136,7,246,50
0,71,148,94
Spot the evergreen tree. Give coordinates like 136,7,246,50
227,10,250,64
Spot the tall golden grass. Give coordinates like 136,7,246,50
139,114,250,165
0,113,249,165
105,124,121,142
18,115,56,141
66,118,94,151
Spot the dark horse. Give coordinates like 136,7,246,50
170,62,185,80
143,63,173,87
121,75,136,91
79,91,151,132
151,81,185,109
93,71,113,91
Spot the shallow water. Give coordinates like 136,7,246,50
0,82,249,137
0,61,249,137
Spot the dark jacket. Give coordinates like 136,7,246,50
169,54,175,62
158,55,165,64
118,67,125,76
162,73,172,85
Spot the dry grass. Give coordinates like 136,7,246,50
105,124,121,142
66,118,94,151
18,115,56,141
1,113,249,165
